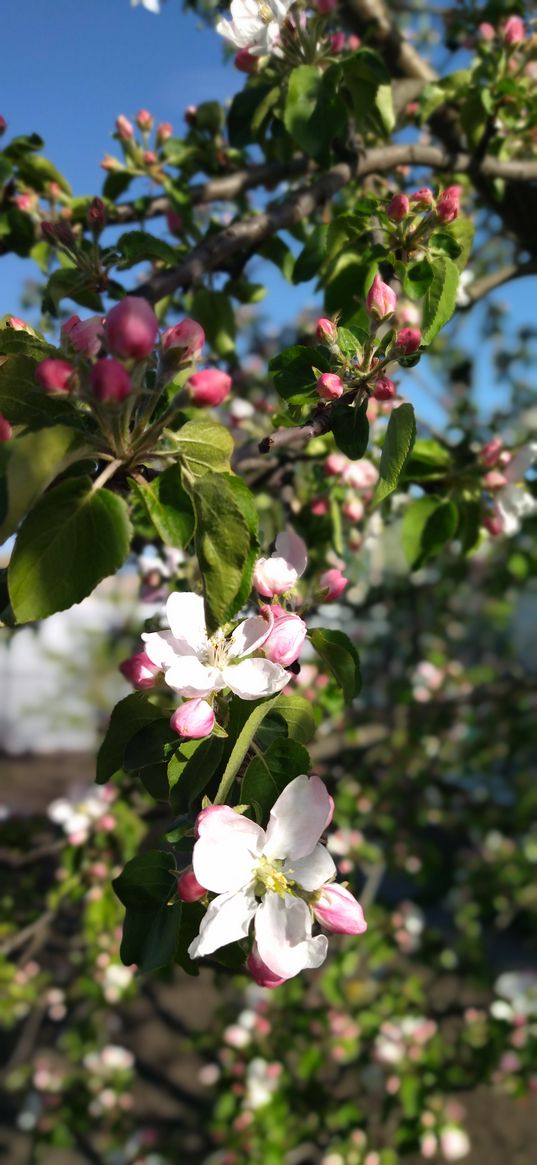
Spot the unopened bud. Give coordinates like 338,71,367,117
115,114,134,140
170,699,215,739
396,327,422,354
87,197,106,230
316,372,343,401
6,315,30,331
329,32,346,53
436,185,462,224
136,108,154,131
41,221,57,242
479,436,502,468
503,16,525,46
316,0,338,11
119,651,159,689
316,317,337,343
478,22,496,41
0,116,7,136
342,497,364,522
247,945,286,989
409,187,434,208
100,155,122,172
156,121,173,144
143,150,157,166
324,451,348,477
91,359,132,402
366,274,397,319
162,318,205,361
36,358,75,395
387,193,410,222
234,49,259,74
262,610,307,667
177,869,206,903
319,567,348,601
166,208,184,235
372,376,396,401
62,314,105,359
104,296,158,360
188,368,232,407
184,105,197,127
313,884,367,934
0,413,13,442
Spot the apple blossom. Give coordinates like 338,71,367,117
342,497,364,522
372,376,396,401
119,651,160,689
316,372,343,401
409,187,434,207
115,114,134,140
188,774,366,981
492,442,537,535
366,274,397,319
261,608,307,667
319,567,349,601
216,0,294,57
253,528,308,597
503,16,525,46
436,185,462,224
235,48,259,73
396,327,421,354
104,296,158,360
0,414,13,442
316,317,337,343
312,883,367,934
162,318,205,361
62,313,104,358
387,193,410,222
91,359,132,402
35,358,75,394
439,1127,471,1161
142,591,291,700
325,451,349,477
188,369,232,407
131,0,161,11
170,698,215,739
177,869,206,903
343,458,379,490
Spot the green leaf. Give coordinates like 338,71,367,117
174,418,233,478
401,258,433,300
259,237,295,283
270,693,318,744
421,256,460,344
457,497,481,555
269,344,331,404
116,230,177,269
343,49,395,136
374,403,416,503
331,398,369,460
309,628,361,703
0,326,55,361
8,476,131,622
130,465,194,547
17,154,71,195
403,438,452,481
0,353,83,430
0,424,92,542
293,225,329,284
190,289,236,359
402,495,458,567
186,471,258,634
215,696,281,803
284,66,323,156
242,739,311,823
123,719,179,801
227,83,278,147
96,692,163,784
102,171,133,201
42,267,103,316
113,851,180,973
169,736,225,812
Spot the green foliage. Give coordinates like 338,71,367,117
331,398,369,460
242,739,311,823
130,465,195,547
402,495,458,567
186,471,259,634
0,424,92,541
284,65,346,161
190,288,236,358
113,851,181,972
421,256,460,344
269,344,331,404
342,49,395,136
8,477,131,622
173,417,233,477
96,692,163,784
309,628,361,703
375,403,416,503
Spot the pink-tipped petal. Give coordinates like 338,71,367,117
264,774,333,861
313,883,367,934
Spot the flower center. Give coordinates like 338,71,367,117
206,629,230,671
253,855,294,898
257,2,273,24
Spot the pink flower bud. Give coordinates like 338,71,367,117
136,109,153,131
188,368,232,407
87,197,106,230
62,314,105,358
119,651,159,689
478,22,496,41
262,611,307,667
396,326,422,354
116,114,134,140
410,187,434,208
387,193,410,222
170,699,215,739
247,946,287,988
313,884,367,934
234,49,259,73
343,459,378,490
0,116,6,136
311,497,330,516
35,358,75,395
156,121,173,144
316,372,343,401
316,0,338,12
100,155,122,172
483,469,508,489
366,274,397,319
329,32,346,53
104,296,158,360
91,359,132,402
342,497,364,522
484,510,503,537
373,376,396,401
166,209,184,236
6,316,30,331
316,317,337,343
325,451,349,476
162,318,205,360
479,436,502,468
0,413,13,442
143,150,157,166
319,567,348,601
177,869,206,903
347,34,361,50
436,185,462,224
13,193,33,213
503,16,525,45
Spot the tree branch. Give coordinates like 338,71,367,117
461,258,537,307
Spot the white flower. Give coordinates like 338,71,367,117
48,786,110,843
456,269,474,308
188,774,366,981
253,528,308,597
131,0,161,12
440,1126,471,1161
216,0,294,56
494,970,537,1016
494,441,537,534
245,1057,281,1108
143,592,290,701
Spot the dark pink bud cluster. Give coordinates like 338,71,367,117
91,360,131,402
396,327,422,354
162,318,205,362
372,376,396,401
317,372,343,401
188,369,232,407
316,317,337,344
35,358,75,395
503,16,525,46
436,185,462,224
387,193,410,222
104,296,158,360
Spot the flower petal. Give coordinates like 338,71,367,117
227,613,273,660
166,591,208,655
264,774,333,861
275,528,308,577
193,812,264,893
165,657,224,698
284,842,336,890
141,629,179,669
254,893,328,980
188,887,257,959
224,658,290,700
313,883,367,935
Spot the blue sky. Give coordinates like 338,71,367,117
1,0,534,426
